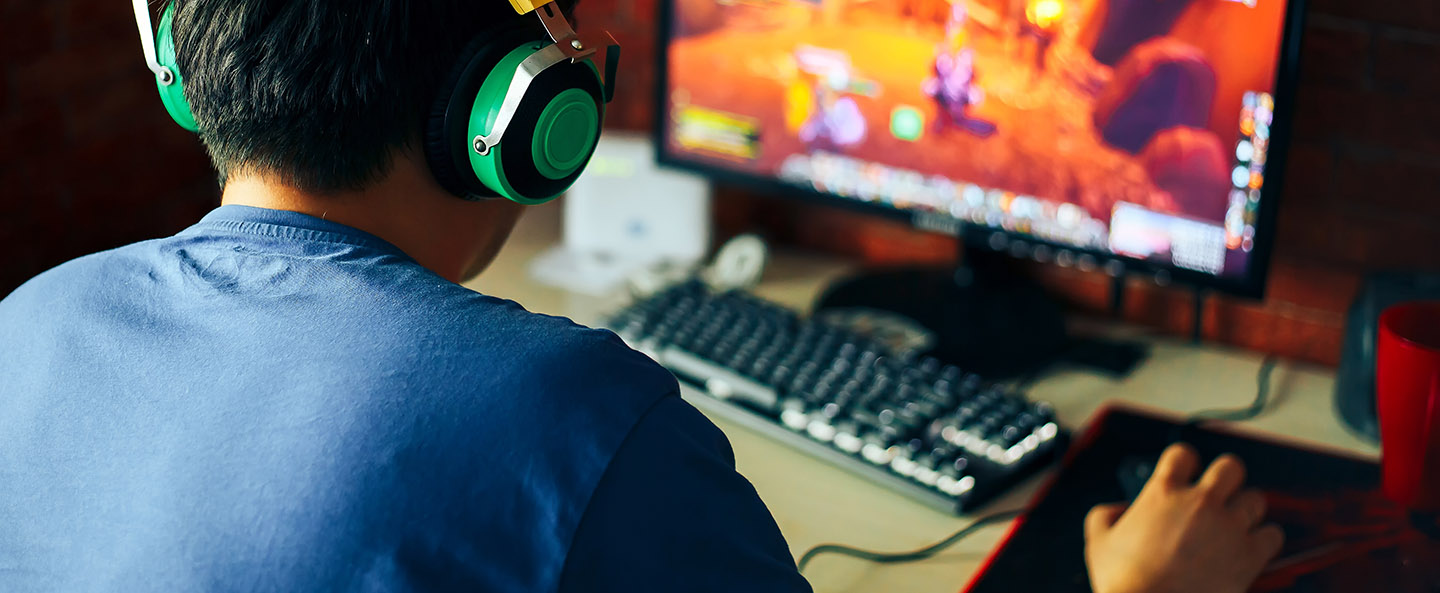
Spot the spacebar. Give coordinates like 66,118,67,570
659,347,780,413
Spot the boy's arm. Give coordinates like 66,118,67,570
558,395,814,593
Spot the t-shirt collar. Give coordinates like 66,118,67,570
183,204,408,256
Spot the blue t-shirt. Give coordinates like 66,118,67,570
0,205,812,593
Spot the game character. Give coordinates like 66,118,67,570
796,57,868,150
1088,0,1202,66
1019,0,1063,74
922,2,998,137
1092,39,1217,153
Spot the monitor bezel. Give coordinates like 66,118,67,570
651,0,1307,299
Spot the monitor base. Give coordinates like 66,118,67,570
813,251,1069,380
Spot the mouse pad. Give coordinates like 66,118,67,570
963,403,1440,593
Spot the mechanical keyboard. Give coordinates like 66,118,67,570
605,280,1067,514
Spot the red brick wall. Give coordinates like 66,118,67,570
1,0,219,295
579,0,1440,367
3,0,1438,366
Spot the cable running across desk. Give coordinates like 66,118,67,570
796,356,1280,576
1186,355,1279,424
796,508,1024,573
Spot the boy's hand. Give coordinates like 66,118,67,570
1084,443,1284,593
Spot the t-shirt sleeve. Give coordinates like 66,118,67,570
557,395,815,593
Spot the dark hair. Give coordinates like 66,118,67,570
172,0,569,193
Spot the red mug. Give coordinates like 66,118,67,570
1376,300,1440,511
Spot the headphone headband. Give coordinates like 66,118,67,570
130,0,171,83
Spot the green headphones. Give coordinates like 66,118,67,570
134,0,619,204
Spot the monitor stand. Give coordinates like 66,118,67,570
813,248,1069,380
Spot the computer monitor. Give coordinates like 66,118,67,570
654,0,1304,299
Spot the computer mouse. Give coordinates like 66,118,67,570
1116,454,1157,502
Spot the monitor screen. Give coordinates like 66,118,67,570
656,0,1301,296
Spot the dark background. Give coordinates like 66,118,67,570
2,0,1438,366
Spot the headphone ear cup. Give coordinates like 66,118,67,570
424,32,536,201
425,37,488,200
155,3,198,132
465,47,605,205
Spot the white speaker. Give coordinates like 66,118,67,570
529,132,713,296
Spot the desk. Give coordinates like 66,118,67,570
469,202,1379,593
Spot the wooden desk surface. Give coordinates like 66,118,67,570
468,202,1378,593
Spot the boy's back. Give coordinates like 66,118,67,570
0,206,793,591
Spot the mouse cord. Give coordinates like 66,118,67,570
1185,355,1280,425
795,358,1276,575
795,508,1024,573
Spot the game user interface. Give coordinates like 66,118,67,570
662,0,1292,279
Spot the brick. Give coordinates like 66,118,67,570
0,103,66,163
60,0,137,45
2,197,74,267
1334,151,1440,219
854,219,954,264
0,3,213,298
1030,264,1110,314
13,37,144,104
1118,281,1197,336
1293,87,1440,154
0,5,58,64
0,67,11,115
1353,93,1440,155
0,239,47,296
624,0,659,25
1374,30,1440,98
1036,269,1191,336
596,25,655,131
0,163,34,218
67,75,170,136
712,186,768,236
575,4,659,130
67,201,140,256
573,0,625,27
2,0,54,15
1264,257,1363,315
1208,300,1345,366
575,0,656,27
1289,86,1368,143
1278,140,1336,205
1277,202,1440,269
0,153,69,218
1298,19,1372,90
1308,0,1440,33
63,125,211,211
1273,202,1348,262
152,181,220,230
782,203,955,265
104,180,216,246
17,152,77,210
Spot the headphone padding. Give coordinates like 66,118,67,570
423,30,537,201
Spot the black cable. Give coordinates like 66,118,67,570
1185,355,1279,425
796,508,1024,573
796,358,1276,575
